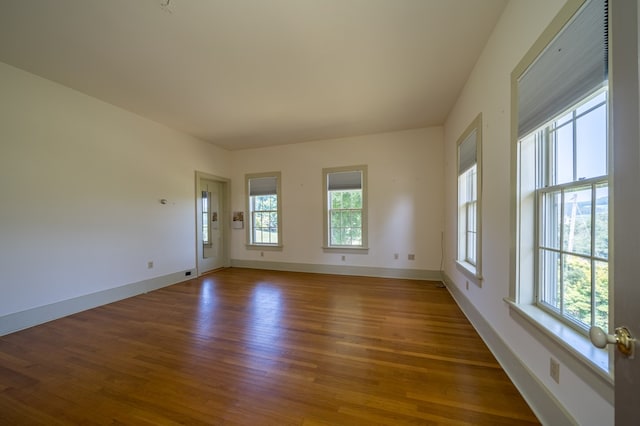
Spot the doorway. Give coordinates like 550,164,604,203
196,172,230,275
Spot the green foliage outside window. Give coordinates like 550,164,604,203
329,190,362,246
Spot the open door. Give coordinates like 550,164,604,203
609,2,639,423
196,172,230,275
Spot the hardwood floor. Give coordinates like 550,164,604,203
0,268,539,425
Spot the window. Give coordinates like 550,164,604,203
246,172,282,247
323,166,368,250
457,114,482,279
533,89,608,332
202,190,210,246
511,0,609,363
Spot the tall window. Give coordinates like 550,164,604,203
246,172,282,247
512,0,609,339
534,89,608,331
457,114,482,279
323,166,368,249
202,190,210,246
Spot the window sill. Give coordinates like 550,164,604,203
246,244,283,251
322,246,369,254
455,260,482,287
504,298,612,384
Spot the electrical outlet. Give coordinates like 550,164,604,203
260,251,264,257
394,253,399,260
341,255,346,261
408,254,415,260
550,358,560,383
466,280,469,290
147,261,154,269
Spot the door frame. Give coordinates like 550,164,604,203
195,171,231,275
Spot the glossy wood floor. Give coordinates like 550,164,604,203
0,268,539,425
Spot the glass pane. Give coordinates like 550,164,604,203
330,211,341,228
466,230,476,264
555,122,574,185
269,228,277,244
563,187,591,256
576,104,607,179
351,211,362,228
594,183,608,259
351,228,362,245
466,201,476,234
550,123,573,185
540,249,561,311
594,260,609,330
331,228,343,246
340,192,351,209
540,191,561,250
341,211,350,228
330,192,342,209
351,190,362,209
563,254,591,328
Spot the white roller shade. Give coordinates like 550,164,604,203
327,171,362,190
518,0,607,137
458,130,477,175
249,176,277,196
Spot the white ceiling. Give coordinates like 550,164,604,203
0,0,507,150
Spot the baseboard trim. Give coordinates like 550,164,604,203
230,259,442,281
442,273,576,426
0,269,196,336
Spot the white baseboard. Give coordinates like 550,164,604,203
0,269,196,336
230,259,442,281
442,273,576,426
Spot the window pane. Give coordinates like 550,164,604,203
563,187,591,256
576,104,607,179
330,228,342,246
554,122,574,185
330,211,341,228
540,249,561,311
594,260,609,330
563,254,591,328
540,191,561,250
351,211,362,228
351,228,362,245
331,192,342,209
594,183,608,259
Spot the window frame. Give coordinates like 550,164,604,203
245,172,283,250
322,165,368,252
508,0,612,381
456,114,483,284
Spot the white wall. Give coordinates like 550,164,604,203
443,1,613,424
229,128,444,272
0,62,230,317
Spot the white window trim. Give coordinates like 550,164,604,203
245,172,283,250
456,114,483,286
322,165,369,252
508,0,613,385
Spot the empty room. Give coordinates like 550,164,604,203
1,0,637,424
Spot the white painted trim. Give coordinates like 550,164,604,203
231,259,441,281
0,269,195,336
443,273,578,426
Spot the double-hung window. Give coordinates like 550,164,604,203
535,90,608,331
323,166,368,250
457,114,482,280
246,172,282,247
511,0,609,360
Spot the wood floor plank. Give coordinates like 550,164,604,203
0,268,539,425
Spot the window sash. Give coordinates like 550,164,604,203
532,92,609,333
